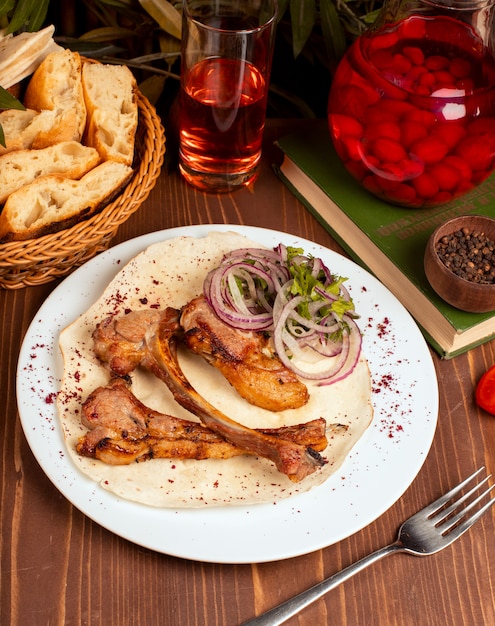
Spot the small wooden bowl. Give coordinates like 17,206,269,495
424,215,495,313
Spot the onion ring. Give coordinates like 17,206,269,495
203,245,362,384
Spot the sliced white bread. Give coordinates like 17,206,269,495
82,61,138,165
0,141,100,204
0,108,62,155
23,49,87,145
0,160,133,242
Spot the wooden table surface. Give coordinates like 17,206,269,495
1,120,495,626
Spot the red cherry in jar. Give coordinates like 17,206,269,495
328,14,495,208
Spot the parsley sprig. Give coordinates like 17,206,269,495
285,246,356,321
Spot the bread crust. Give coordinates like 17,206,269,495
0,141,100,204
24,49,87,146
0,161,133,242
82,62,138,165
0,108,61,155
0,50,140,243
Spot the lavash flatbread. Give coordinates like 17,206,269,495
0,25,62,89
57,231,373,508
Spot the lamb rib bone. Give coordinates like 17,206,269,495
77,376,330,464
92,308,327,482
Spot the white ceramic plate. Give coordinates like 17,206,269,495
17,225,438,564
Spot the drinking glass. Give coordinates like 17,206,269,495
179,0,277,193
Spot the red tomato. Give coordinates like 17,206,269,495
475,365,495,415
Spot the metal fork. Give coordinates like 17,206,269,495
242,467,495,626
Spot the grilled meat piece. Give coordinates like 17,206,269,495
77,377,328,465
92,308,326,481
180,295,309,412
92,309,160,377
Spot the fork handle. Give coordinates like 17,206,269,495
242,542,402,626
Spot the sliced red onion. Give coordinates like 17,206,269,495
318,316,362,385
203,246,362,382
206,265,273,330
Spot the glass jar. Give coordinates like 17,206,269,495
327,0,495,208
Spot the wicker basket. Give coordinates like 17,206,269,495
0,89,165,289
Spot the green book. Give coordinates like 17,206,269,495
276,121,495,358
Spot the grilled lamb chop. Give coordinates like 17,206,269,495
77,377,328,465
92,308,326,481
180,295,309,412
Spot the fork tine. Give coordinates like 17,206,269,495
421,467,485,517
440,487,495,542
433,475,492,524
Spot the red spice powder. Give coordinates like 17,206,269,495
376,317,391,339
45,392,58,404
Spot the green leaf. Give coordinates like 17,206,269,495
286,247,354,320
138,0,182,39
286,246,305,261
58,38,126,58
290,0,316,58
0,0,15,18
7,0,35,33
0,85,25,149
96,0,135,8
0,86,25,110
25,0,50,31
138,74,166,105
363,8,382,25
158,32,181,57
79,26,138,42
320,0,347,68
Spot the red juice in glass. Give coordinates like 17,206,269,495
179,2,276,193
179,57,267,184
328,15,495,208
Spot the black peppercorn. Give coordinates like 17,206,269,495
435,227,495,284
